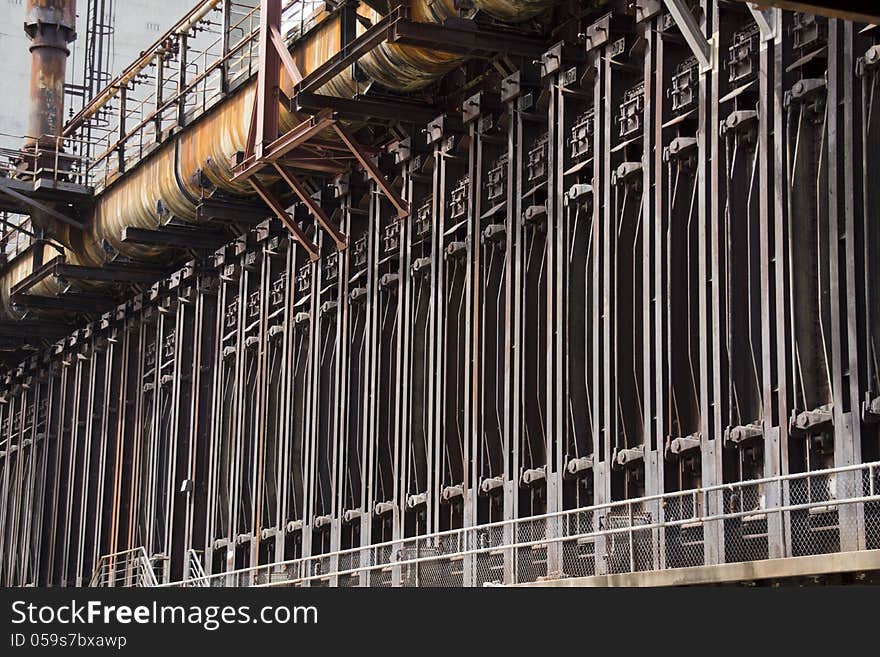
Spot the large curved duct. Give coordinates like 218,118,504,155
78,87,260,266
357,0,465,92
356,0,559,91
0,243,66,319
1,0,558,320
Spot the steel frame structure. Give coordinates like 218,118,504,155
1,0,879,587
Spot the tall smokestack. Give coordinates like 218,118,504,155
23,0,77,160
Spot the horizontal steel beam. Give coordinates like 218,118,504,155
234,111,338,180
10,292,113,313
294,92,438,125
390,19,546,60
0,336,43,350
121,226,228,250
0,321,71,339
9,256,65,297
10,255,165,298
739,1,880,22
56,264,164,284
196,199,269,225
0,182,85,230
0,173,92,217
278,151,351,174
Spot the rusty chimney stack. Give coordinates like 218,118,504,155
23,0,77,159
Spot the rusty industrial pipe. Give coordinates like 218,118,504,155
24,0,77,156
21,0,78,254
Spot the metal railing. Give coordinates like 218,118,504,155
0,134,93,189
184,549,209,587
59,0,324,193
89,547,159,587
154,461,880,587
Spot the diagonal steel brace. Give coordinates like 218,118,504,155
332,123,410,219
662,0,717,73
248,178,320,260
747,4,777,42
273,163,347,251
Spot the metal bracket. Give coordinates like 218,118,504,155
662,0,716,73
583,13,611,52
789,404,834,436
669,433,702,456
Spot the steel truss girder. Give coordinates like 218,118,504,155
121,226,226,251
293,92,438,126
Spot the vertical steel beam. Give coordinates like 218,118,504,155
592,31,612,576
698,0,722,566
827,20,864,551
254,0,281,159
177,33,189,128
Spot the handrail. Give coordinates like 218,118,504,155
89,547,158,587
152,460,880,587
60,0,325,192
184,549,209,587
85,28,261,171
64,0,226,137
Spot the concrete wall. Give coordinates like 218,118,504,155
0,0,184,150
